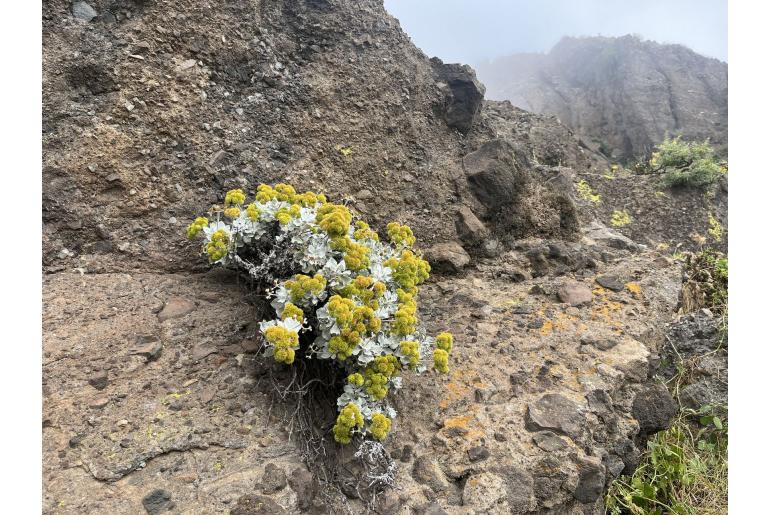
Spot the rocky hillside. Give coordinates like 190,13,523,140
476,36,728,161
43,2,723,514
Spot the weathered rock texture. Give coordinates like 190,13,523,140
43,1,708,513
476,35,728,161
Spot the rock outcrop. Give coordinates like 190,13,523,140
42,1,707,513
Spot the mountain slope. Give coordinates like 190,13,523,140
476,35,728,161
43,2,716,514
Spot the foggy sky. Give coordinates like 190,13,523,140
384,0,727,65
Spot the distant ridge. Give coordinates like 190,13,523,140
476,35,728,161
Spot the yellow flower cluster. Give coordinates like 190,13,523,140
316,203,352,238
255,183,327,206
284,274,327,304
387,222,416,247
206,229,230,262
610,210,631,227
326,295,381,360
186,216,209,240
433,332,453,374
246,203,261,221
332,236,370,271
384,250,430,295
399,340,421,369
264,326,299,365
281,302,304,322
369,413,392,441
224,188,246,207
363,355,400,400
339,275,386,310
347,373,364,386
391,289,417,336
333,403,364,444
224,207,241,219
275,204,301,225
433,349,449,374
436,332,453,353
353,220,379,241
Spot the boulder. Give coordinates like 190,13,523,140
158,297,196,321
72,2,98,22
525,393,586,440
424,242,470,273
582,221,639,250
431,58,485,133
573,456,606,503
595,274,625,292
558,282,593,306
462,139,524,212
455,206,489,244
632,384,678,435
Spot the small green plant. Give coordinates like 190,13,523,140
576,179,602,204
187,183,453,446
707,214,724,242
649,137,725,188
603,164,620,180
611,209,631,227
335,144,354,157
681,249,728,315
606,406,727,515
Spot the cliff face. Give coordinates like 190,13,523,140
476,36,728,161
43,3,717,514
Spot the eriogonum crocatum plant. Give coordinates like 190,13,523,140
187,184,453,444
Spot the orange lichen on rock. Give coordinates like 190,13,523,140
441,406,485,441
439,369,488,409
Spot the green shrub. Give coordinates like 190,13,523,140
187,183,453,445
605,407,727,515
649,138,726,188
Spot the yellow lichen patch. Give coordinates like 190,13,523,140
539,319,554,337
163,390,191,403
611,209,631,227
576,179,601,204
625,282,643,296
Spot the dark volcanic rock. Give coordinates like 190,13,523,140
573,456,606,503
260,463,287,494
288,467,317,512
632,383,678,435
596,274,625,292
462,139,525,212
431,58,486,133
142,489,175,514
